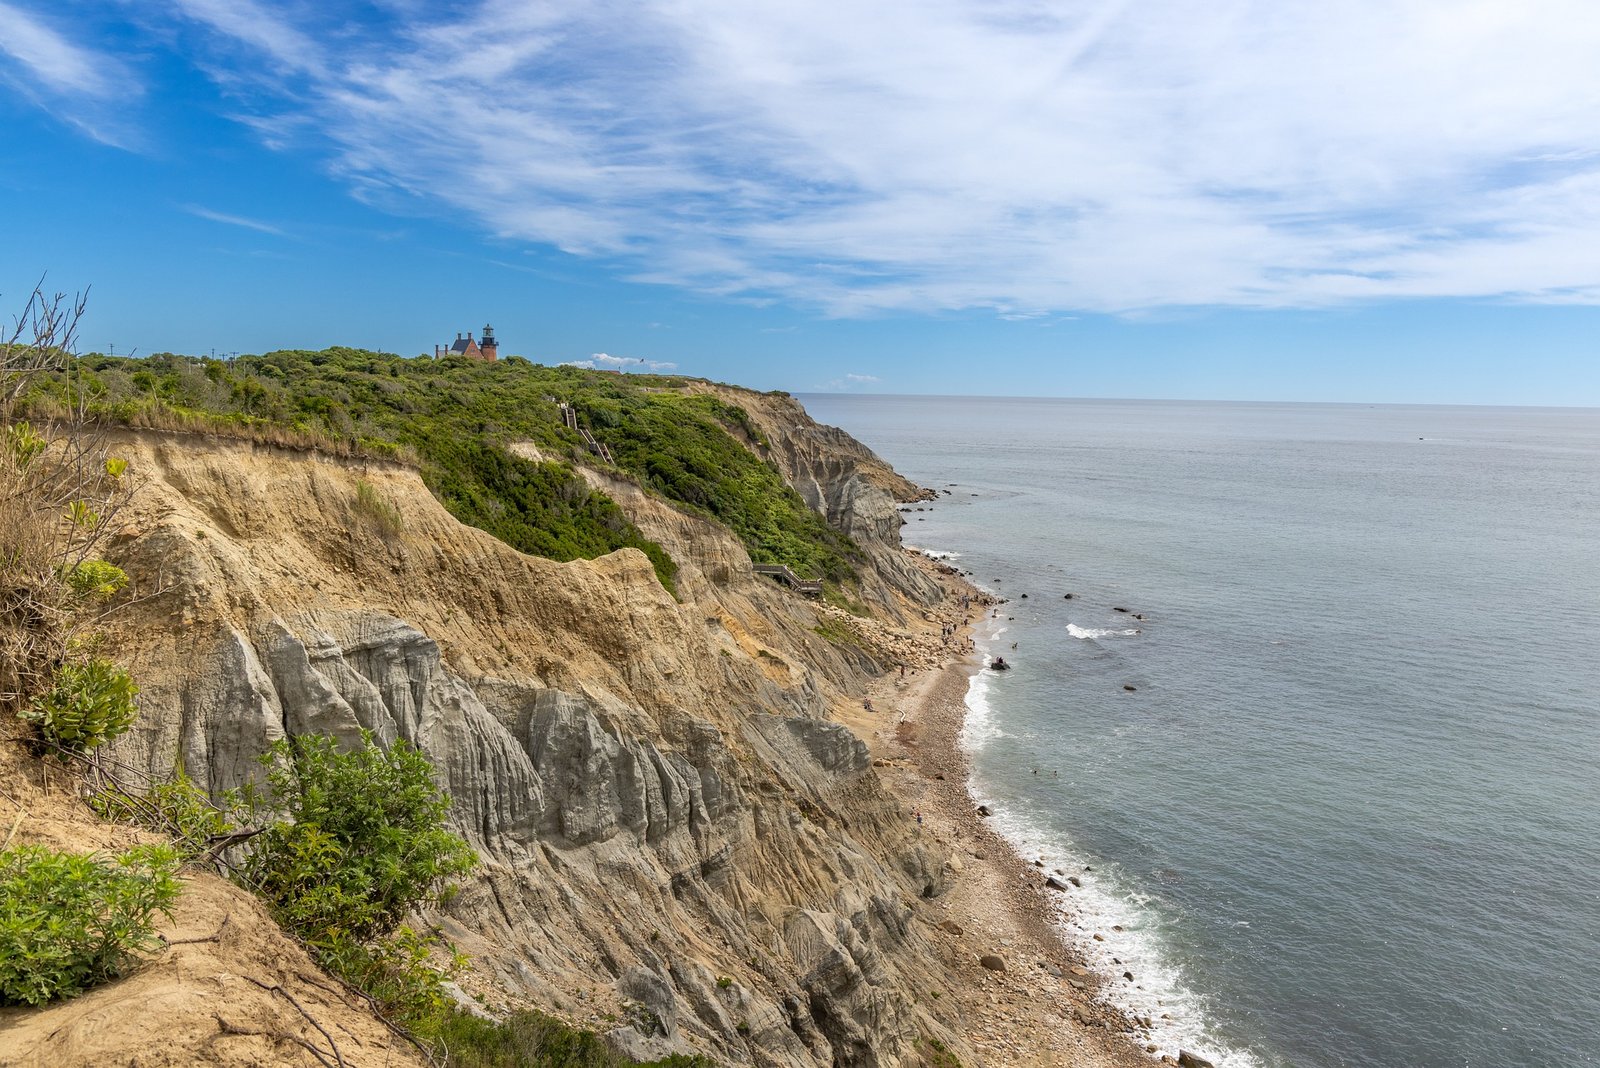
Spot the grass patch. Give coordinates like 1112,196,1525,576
424,1007,714,1067
821,582,872,617
812,618,861,647
353,479,404,538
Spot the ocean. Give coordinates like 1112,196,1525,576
799,395,1600,1068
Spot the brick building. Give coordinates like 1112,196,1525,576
434,324,498,361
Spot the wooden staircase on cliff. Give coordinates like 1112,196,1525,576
559,403,614,464
752,563,823,595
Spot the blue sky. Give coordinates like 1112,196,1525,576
1,1,1597,404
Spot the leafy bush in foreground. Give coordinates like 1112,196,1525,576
0,843,180,1005
241,732,476,944
235,732,476,1023
22,656,140,752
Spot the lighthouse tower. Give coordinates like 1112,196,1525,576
480,324,498,362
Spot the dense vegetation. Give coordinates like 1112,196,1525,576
0,844,180,1006
29,348,861,589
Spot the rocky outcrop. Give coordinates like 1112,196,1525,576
91,424,970,1067
694,386,942,615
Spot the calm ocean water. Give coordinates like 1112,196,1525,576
800,395,1600,1068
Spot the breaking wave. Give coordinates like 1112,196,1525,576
1067,623,1141,640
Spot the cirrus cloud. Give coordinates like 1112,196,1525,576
137,1,1600,313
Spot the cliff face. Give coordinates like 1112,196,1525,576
90,408,972,1067
693,386,942,617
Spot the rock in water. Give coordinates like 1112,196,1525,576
1178,1051,1217,1068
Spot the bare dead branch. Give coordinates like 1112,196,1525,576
212,1014,339,1068
162,913,232,947
244,976,349,1068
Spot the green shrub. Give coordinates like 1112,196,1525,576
23,657,139,751
0,844,180,1005
64,559,129,598
3,421,48,470
240,732,476,944
316,924,462,1023
233,733,477,1038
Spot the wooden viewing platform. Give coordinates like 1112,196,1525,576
752,563,823,595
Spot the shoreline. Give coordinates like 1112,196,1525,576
857,553,1157,1067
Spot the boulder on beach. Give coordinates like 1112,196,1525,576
1045,876,1070,891
976,804,992,817
1177,1052,1217,1068
979,954,1007,972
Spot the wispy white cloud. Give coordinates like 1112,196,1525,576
562,352,679,371
160,0,1600,313
0,2,119,97
845,373,880,383
0,2,140,144
183,204,288,236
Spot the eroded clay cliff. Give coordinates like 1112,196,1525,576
77,398,976,1067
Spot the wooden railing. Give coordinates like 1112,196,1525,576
752,563,823,595
560,403,613,463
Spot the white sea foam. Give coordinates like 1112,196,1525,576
1066,623,1141,640
959,670,1001,753
961,670,1267,1068
905,544,961,561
